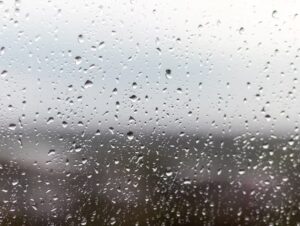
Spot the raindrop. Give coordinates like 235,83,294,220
75,146,82,153
166,171,173,177
78,34,84,43
48,149,56,156
12,180,19,186
262,143,270,149
0,46,5,55
47,117,54,124
282,177,288,182
183,178,191,185
110,217,116,225
238,169,245,175
8,123,16,130
99,41,105,49
165,69,172,79
62,121,68,128
1,70,7,78
272,10,278,18
129,95,137,102
132,82,137,89
127,131,134,140
239,27,244,34
81,217,87,225
75,56,82,65
82,158,87,164
265,114,271,121
166,167,173,176
84,80,93,88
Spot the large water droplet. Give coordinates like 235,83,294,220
127,131,134,140
84,80,93,89
8,123,16,130
48,149,56,156
75,56,82,65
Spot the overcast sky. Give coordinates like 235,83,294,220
0,0,300,136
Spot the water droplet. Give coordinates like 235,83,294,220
48,149,56,156
47,117,54,124
265,114,271,121
0,46,5,55
81,217,87,225
132,82,137,89
238,169,245,175
288,139,295,146
239,27,245,34
62,121,68,128
75,56,82,65
127,131,134,140
110,217,116,225
8,123,16,130
84,80,93,88
99,41,105,49
166,171,173,176
75,146,82,152
272,10,278,18
217,169,222,175
183,178,191,185
166,168,173,176
129,95,137,102
1,70,7,78
165,69,172,79
262,143,270,149
78,34,84,43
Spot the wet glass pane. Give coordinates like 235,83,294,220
0,0,299,225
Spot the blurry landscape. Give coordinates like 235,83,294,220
0,130,299,225
0,0,300,225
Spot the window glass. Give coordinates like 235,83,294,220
0,0,299,225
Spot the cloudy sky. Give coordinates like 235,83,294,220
0,0,300,136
